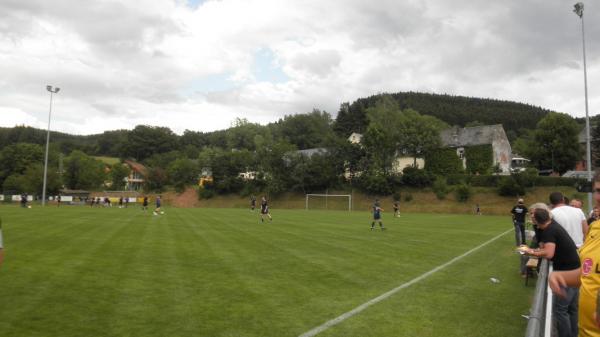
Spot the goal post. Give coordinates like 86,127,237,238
305,194,352,211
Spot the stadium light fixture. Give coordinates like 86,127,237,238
42,85,60,206
572,3,593,212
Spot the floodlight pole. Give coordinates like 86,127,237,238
42,85,60,206
573,3,593,212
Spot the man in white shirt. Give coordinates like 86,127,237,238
549,192,588,248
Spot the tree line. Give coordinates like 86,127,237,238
0,92,592,198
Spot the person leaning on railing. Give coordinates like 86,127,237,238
523,204,581,337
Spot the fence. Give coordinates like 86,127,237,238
525,259,553,337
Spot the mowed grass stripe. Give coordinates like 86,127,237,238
318,233,530,337
0,207,142,336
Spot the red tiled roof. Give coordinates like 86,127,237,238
124,160,148,177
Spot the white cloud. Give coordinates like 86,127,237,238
0,0,598,136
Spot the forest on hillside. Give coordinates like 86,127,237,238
0,92,593,198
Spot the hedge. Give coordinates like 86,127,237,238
425,148,464,175
444,174,585,188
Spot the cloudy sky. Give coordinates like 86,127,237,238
0,0,598,135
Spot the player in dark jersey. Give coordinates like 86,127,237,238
153,196,163,215
371,199,385,230
250,195,256,211
393,200,400,218
260,196,272,222
56,195,61,207
142,196,149,211
118,197,123,208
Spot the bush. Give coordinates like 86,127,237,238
425,148,464,175
357,171,393,195
401,167,433,188
393,191,401,201
198,187,215,199
446,174,470,186
404,193,413,202
432,176,449,200
455,184,471,202
498,177,525,197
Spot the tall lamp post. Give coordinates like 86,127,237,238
42,85,60,206
573,2,593,212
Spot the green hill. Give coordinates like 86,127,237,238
333,92,554,140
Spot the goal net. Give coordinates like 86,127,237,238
305,194,352,211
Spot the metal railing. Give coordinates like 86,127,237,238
525,259,551,337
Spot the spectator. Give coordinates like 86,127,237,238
550,191,588,248
525,203,581,337
511,198,528,247
570,198,583,209
588,206,600,228
550,171,600,336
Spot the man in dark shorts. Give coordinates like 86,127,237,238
250,195,256,212
118,197,123,208
371,199,385,230
142,196,149,211
524,203,581,337
153,196,163,215
260,196,272,222
56,195,61,207
511,198,528,246
393,200,400,218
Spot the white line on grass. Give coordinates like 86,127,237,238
298,228,513,337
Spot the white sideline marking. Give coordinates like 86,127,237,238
298,228,513,337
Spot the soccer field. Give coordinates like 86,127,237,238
0,206,532,337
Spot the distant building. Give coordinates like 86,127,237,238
124,160,147,191
440,124,512,174
345,134,424,175
510,154,531,173
348,133,363,145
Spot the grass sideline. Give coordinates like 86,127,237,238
193,186,582,215
0,206,533,337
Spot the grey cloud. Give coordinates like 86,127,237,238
290,50,341,77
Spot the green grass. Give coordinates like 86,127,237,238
0,206,533,337
93,156,120,165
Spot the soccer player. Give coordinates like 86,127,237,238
56,195,61,207
125,197,129,208
142,196,149,211
153,196,163,215
371,199,385,230
475,203,481,216
118,197,123,208
393,200,400,218
250,195,256,212
260,196,272,222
